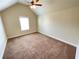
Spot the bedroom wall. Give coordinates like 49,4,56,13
0,15,7,59
38,6,79,47
2,3,37,38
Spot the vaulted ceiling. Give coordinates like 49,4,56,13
0,0,79,15
0,0,17,11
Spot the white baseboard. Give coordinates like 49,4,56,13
39,32,78,59
0,40,7,59
8,32,37,39
1,32,78,59
8,34,28,39
75,45,79,59
39,32,77,47
9,31,77,47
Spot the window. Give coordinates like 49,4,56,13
19,16,29,31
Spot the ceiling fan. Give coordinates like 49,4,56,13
30,0,42,6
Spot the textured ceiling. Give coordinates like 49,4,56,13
0,0,79,15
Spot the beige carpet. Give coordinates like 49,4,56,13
3,33,76,59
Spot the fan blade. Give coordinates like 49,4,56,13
30,0,42,6
34,4,42,6
31,0,39,4
36,0,39,2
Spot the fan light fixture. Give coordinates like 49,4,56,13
30,5,37,8
28,0,42,8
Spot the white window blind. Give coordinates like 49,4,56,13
19,17,29,31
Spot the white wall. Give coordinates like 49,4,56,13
38,6,79,47
0,16,7,59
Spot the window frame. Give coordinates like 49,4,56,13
19,16,30,31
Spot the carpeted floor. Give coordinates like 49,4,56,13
3,33,76,59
